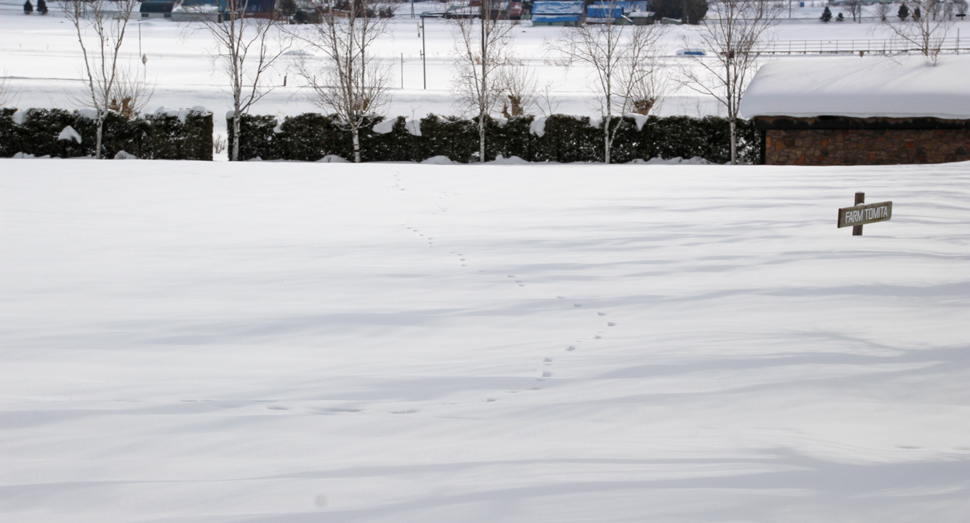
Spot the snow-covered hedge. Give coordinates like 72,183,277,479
227,113,763,164
0,108,213,160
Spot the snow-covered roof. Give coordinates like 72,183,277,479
740,55,970,120
533,1,585,15
613,1,650,12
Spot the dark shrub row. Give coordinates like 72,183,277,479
229,113,763,164
0,108,213,160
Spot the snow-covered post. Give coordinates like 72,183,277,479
853,192,865,236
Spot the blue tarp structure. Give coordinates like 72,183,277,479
587,1,651,18
532,1,585,14
532,1,584,24
180,0,277,13
613,1,650,12
586,5,622,19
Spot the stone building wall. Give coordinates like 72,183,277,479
764,128,970,166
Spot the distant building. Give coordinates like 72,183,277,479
740,56,970,166
140,1,175,18
531,1,585,25
177,0,278,18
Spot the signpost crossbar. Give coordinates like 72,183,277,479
837,201,892,229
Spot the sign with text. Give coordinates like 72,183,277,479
838,201,892,228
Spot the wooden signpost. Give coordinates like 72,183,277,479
837,192,892,235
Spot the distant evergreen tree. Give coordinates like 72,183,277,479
897,3,909,20
820,6,832,22
24,0,33,14
37,0,47,14
913,6,921,19
277,0,297,20
836,11,844,21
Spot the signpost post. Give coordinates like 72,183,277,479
837,192,892,235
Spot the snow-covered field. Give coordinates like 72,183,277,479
3,2,970,521
2,159,969,522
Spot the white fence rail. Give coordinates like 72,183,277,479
761,37,969,55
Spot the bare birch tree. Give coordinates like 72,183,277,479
882,0,954,63
547,2,667,163
681,0,781,165
189,0,288,161
876,2,892,22
846,0,863,23
63,0,138,159
452,4,515,162
293,0,391,163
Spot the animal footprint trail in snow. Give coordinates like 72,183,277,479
449,252,466,267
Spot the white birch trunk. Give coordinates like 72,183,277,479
604,116,611,164
232,111,241,162
729,119,737,166
353,128,361,163
96,113,104,159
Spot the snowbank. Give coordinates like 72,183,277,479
57,125,81,143
317,154,350,163
374,117,422,136
154,106,208,124
632,156,711,165
529,117,547,137
421,155,454,164
740,55,970,120
405,118,422,136
372,118,396,134
490,154,530,164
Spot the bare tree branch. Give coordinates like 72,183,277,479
498,62,538,118
0,72,18,109
451,5,515,162
680,0,781,164
187,0,289,161
63,0,139,159
547,3,667,163
290,0,392,163
108,67,155,118
882,0,954,63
